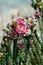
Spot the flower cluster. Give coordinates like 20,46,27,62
8,18,31,39
2,11,41,40
2,11,41,41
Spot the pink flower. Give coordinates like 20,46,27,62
8,17,31,39
14,17,30,34
14,17,27,25
8,29,19,39
15,23,25,34
34,12,41,18
15,23,29,34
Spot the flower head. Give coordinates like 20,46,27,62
8,29,19,39
14,17,27,25
15,22,30,34
34,12,41,18
28,16,34,25
8,17,31,39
